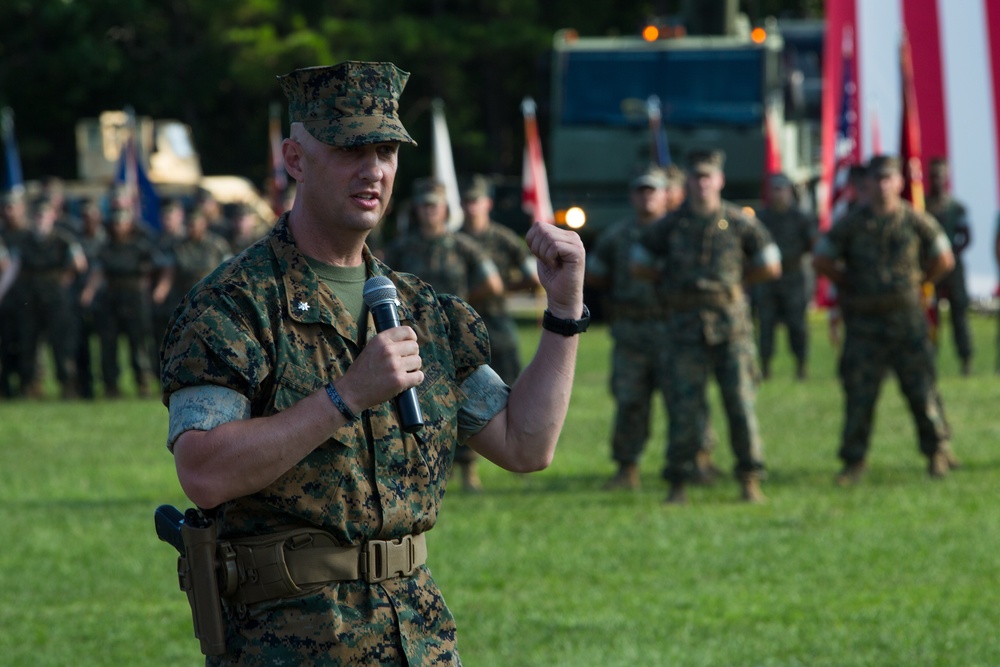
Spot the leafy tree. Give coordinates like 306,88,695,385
0,0,819,193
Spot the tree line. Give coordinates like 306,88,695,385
0,0,819,195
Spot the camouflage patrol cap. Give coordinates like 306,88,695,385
769,172,793,189
867,155,901,177
687,149,726,175
664,164,686,188
413,177,447,205
929,156,949,175
277,61,417,147
630,165,669,190
461,174,493,201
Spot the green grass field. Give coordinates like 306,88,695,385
2,311,999,666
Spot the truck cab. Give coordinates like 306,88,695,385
548,11,818,245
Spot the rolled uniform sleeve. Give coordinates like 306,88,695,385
160,288,271,443
166,384,250,451
755,242,782,268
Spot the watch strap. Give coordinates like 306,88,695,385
542,304,590,336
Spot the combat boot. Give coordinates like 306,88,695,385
692,449,721,486
603,463,640,490
835,460,867,486
928,451,951,479
664,481,687,505
461,460,483,493
939,442,961,470
738,472,766,504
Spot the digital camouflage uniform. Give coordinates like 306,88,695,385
0,226,30,396
95,232,167,394
152,230,185,362
638,201,773,482
926,193,972,363
383,230,497,468
462,221,533,384
814,201,952,465
589,217,672,466
161,215,489,665
19,227,82,392
754,205,817,368
73,225,107,399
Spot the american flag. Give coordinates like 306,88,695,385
267,102,288,216
829,25,860,226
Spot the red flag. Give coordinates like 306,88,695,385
761,105,783,205
817,21,860,309
899,30,924,212
869,107,882,155
899,30,936,341
520,97,554,225
267,102,288,216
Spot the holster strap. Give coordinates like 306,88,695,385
227,529,427,607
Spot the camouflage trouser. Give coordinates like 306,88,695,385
935,269,972,361
98,289,153,390
609,341,670,464
664,335,764,482
478,312,522,385
755,273,808,363
209,569,460,666
837,319,951,463
0,293,31,398
21,281,78,387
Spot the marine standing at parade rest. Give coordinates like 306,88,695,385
633,149,781,504
383,176,504,493
754,172,818,380
459,173,540,385
72,199,108,399
19,196,87,398
925,157,973,375
159,60,586,665
82,206,172,398
813,155,959,484
587,165,719,491
0,191,30,397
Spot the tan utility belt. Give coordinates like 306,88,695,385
665,286,743,311
611,303,670,321
220,528,427,607
841,291,919,314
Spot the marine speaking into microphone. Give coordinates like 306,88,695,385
363,276,425,433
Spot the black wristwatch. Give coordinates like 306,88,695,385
542,304,591,336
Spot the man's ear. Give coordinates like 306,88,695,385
283,138,304,181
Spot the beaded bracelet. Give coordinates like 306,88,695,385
325,382,359,421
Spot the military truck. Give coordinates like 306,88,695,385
68,109,276,226
547,1,819,245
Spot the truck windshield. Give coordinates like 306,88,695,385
558,47,765,127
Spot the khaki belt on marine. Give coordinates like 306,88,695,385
664,285,744,311
223,529,427,607
610,303,670,321
841,290,920,314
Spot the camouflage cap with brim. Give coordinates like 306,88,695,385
278,61,417,147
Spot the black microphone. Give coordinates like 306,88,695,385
363,276,425,433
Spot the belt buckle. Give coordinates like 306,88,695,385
361,535,415,583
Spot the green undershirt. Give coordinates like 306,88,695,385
305,257,367,323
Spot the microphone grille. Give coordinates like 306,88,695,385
363,276,397,308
